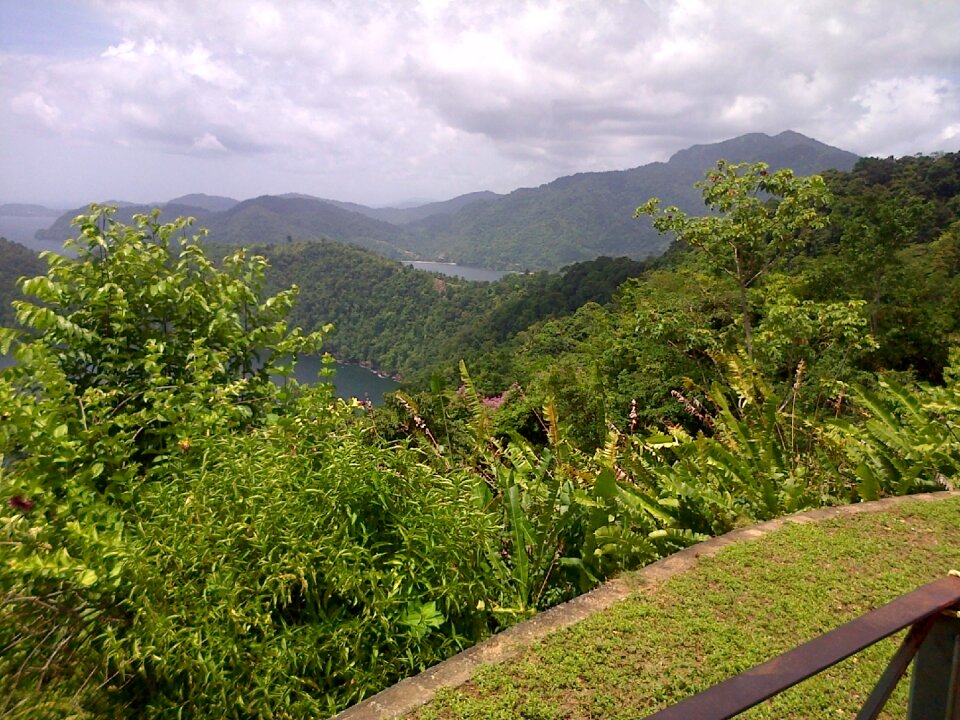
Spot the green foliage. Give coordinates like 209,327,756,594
806,152,960,380
454,366,700,612
2,206,324,490
830,364,960,500
623,354,846,535
6,207,666,717
0,206,333,716
252,239,647,389
113,405,497,716
636,161,831,360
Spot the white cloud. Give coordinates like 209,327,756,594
840,75,959,156
192,132,227,153
722,95,771,124
11,91,60,127
1,0,958,205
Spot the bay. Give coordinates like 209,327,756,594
288,356,399,406
0,216,63,253
405,261,507,282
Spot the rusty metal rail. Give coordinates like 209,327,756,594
642,574,960,720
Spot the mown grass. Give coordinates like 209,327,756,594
412,495,960,720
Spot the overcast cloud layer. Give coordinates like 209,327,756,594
1,0,958,207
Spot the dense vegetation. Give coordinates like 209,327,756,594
425,151,960,448
2,151,960,718
253,242,650,385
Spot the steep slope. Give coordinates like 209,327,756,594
401,131,859,270
248,238,649,381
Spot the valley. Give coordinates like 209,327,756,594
3,141,959,719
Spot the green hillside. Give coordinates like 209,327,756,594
251,239,649,383
399,131,858,270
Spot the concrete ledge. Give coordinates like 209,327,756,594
331,490,960,720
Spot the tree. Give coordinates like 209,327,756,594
1,205,327,485
635,161,830,360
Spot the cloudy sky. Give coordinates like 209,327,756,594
1,0,958,208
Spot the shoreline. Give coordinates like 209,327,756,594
347,358,403,383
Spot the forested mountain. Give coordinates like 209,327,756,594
252,240,649,383
324,190,502,225
36,203,214,243
0,238,45,325
666,130,858,175
460,150,960,447
399,131,858,270
33,131,858,270
198,196,414,257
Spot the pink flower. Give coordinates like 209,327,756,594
8,495,34,513
482,393,506,409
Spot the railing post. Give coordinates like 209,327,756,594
907,612,960,720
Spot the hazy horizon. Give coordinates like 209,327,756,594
0,129,852,211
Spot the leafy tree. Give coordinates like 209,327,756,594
636,161,830,359
2,206,326,498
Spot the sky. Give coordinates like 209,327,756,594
1,0,958,208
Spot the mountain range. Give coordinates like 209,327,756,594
31,131,858,271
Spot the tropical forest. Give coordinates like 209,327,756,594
2,145,960,719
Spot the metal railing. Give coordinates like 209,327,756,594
642,573,960,720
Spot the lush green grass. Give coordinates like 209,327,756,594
413,496,960,720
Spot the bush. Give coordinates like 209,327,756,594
111,395,497,717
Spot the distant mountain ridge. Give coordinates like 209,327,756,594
200,195,412,259
397,130,859,269
0,204,63,217
35,131,858,270
36,204,215,245
166,193,239,213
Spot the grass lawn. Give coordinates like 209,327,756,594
412,495,960,720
